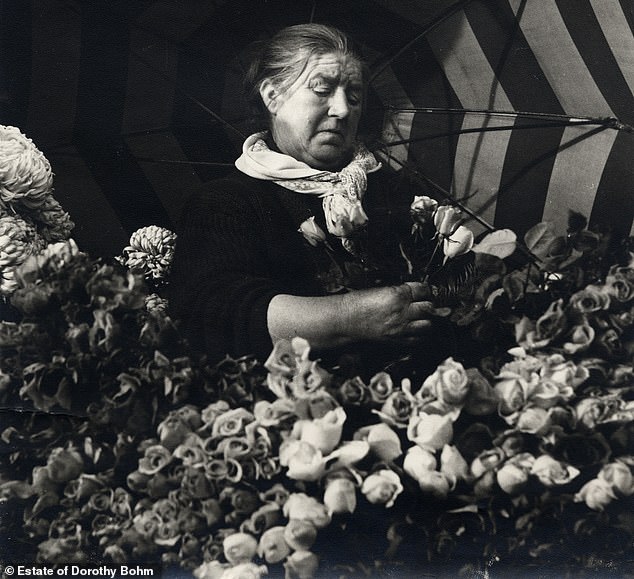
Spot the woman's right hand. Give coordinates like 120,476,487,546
340,282,435,344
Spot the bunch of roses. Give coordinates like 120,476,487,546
515,253,634,360
0,126,74,295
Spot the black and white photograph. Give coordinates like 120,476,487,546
2,1,634,577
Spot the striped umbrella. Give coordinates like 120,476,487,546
3,0,633,256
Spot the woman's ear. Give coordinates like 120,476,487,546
259,80,281,114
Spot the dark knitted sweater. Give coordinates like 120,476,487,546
168,169,415,365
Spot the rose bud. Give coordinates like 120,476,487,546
407,412,454,452
599,461,634,496
138,445,173,475
284,550,320,579
574,478,617,511
471,448,505,479
284,519,318,551
220,563,268,579
338,376,368,406
496,461,529,495
410,195,438,224
298,216,327,247
46,446,84,483
354,423,402,463
157,415,191,451
530,454,579,487
279,441,325,482
258,526,291,564
421,358,470,406
361,469,403,508
299,407,346,454
403,445,437,482
442,225,474,260
440,444,469,486
434,205,464,236
193,561,228,579
516,406,552,435
323,477,357,516
415,470,451,499
222,532,258,566
569,285,610,314
283,493,331,529
368,372,394,404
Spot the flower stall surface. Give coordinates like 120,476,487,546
1,127,634,578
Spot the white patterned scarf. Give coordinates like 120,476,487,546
235,132,381,253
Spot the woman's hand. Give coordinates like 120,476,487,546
340,282,434,344
267,282,435,349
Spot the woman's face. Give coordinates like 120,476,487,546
263,52,364,171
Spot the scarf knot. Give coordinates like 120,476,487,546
235,132,381,253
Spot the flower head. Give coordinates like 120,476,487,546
120,225,177,281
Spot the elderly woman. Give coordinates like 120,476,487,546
169,24,437,368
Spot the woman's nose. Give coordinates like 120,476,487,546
328,88,350,118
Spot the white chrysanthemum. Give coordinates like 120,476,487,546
0,126,53,208
0,214,45,295
121,225,177,280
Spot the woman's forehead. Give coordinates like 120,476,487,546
299,53,363,86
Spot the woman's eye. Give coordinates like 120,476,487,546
313,86,331,96
347,93,361,106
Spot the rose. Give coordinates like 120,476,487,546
440,445,469,486
361,469,403,508
253,399,295,426
533,298,567,345
298,216,327,247
563,322,595,354
574,478,616,511
494,371,534,417
211,408,255,438
516,406,552,435
410,195,438,224
265,338,310,378
595,328,626,359
549,432,611,468
294,391,339,420
570,285,611,313
542,358,589,390
221,563,268,579
605,268,634,302
434,205,464,236
201,498,223,526
403,445,437,482
284,519,318,551
368,372,394,404
46,447,84,483
496,461,529,495
574,397,611,429
284,550,320,579
420,358,470,406
86,488,113,512
463,368,499,416
527,381,561,409
530,455,580,486
283,493,331,529
338,376,368,405
258,526,291,564
298,407,346,454
375,388,416,428
241,503,281,535
173,436,206,467
279,441,325,481
157,415,191,451
138,445,172,475
414,470,451,499
181,467,214,499
442,225,474,260
353,423,402,463
223,532,258,566
63,474,103,502
193,560,227,579
200,400,231,429
599,461,634,496
407,412,454,451
216,436,252,460
259,484,290,507
471,448,506,479
291,360,332,398
323,477,357,516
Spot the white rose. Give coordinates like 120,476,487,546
407,412,454,451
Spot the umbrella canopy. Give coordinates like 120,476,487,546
3,0,633,256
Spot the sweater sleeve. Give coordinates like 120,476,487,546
168,178,282,362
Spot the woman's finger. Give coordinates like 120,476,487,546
405,319,433,334
403,281,428,302
408,300,435,320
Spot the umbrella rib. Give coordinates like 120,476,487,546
381,120,598,148
386,106,634,132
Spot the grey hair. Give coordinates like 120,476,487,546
243,24,367,127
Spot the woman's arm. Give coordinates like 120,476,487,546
267,282,434,349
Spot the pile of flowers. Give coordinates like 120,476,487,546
1,128,634,577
